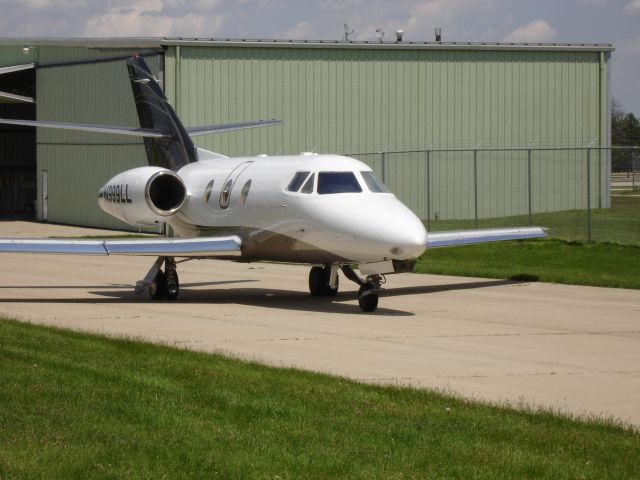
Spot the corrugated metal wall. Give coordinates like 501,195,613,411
35,51,160,230
0,42,611,227
165,46,606,153
165,45,609,219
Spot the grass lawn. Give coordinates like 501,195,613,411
0,319,638,479
418,239,640,290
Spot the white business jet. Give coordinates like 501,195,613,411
0,56,545,312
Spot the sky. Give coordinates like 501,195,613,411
1,0,639,115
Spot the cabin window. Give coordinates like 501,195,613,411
219,179,233,209
317,172,362,194
240,180,252,205
360,171,390,193
300,173,315,194
286,171,310,192
203,179,215,203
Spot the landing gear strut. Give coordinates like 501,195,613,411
341,265,384,313
139,256,181,300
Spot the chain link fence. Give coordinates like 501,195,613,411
348,146,640,246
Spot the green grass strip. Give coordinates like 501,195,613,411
417,239,640,290
0,319,638,479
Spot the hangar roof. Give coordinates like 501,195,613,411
0,37,615,52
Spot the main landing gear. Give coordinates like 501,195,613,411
137,256,181,300
137,257,385,311
308,265,339,297
308,264,384,312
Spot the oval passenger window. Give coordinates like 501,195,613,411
219,179,233,209
203,179,215,203
240,180,252,205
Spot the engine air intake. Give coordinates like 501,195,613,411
146,171,186,215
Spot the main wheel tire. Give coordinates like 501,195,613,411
165,269,180,300
149,270,167,300
309,266,339,297
309,266,327,296
358,284,379,312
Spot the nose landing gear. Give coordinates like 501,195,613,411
340,265,384,312
357,276,383,312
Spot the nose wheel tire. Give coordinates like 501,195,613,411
309,266,339,297
358,284,379,312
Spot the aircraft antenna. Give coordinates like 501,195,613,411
344,23,355,41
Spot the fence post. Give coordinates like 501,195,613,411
527,148,533,226
634,153,638,191
587,147,592,243
381,152,387,185
473,149,479,229
426,149,431,230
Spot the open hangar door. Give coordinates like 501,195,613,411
0,63,36,218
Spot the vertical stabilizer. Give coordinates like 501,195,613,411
126,55,197,170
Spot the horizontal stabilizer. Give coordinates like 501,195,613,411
0,117,282,138
186,119,283,136
426,227,547,248
0,236,242,257
0,117,167,138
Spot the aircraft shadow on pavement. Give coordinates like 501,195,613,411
0,278,526,316
0,279,256,290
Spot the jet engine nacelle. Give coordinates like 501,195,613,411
98,166,186,227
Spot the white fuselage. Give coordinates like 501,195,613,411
169,150,427,265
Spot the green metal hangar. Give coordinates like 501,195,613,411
0,37,613,231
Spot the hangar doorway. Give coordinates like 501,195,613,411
0,63,36,219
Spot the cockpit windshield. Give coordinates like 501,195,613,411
360,171,391,193
317,172,362,194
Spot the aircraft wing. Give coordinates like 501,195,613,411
0,117,168,138
0,236,242,257
426,227,547,248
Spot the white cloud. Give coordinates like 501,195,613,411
317,0,367,12
406,0,499,28
615,35,640,56
503,19,556,42
81,0,224,37
284,21,314,39
577,0,610,7
625,0,640,11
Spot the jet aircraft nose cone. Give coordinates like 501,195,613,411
388,217,427,259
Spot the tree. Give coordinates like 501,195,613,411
610,98,640,172
611,98,640,145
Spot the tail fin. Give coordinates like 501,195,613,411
126,55,197,170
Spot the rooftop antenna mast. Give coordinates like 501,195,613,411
375,27,385,42
344,23,355,41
